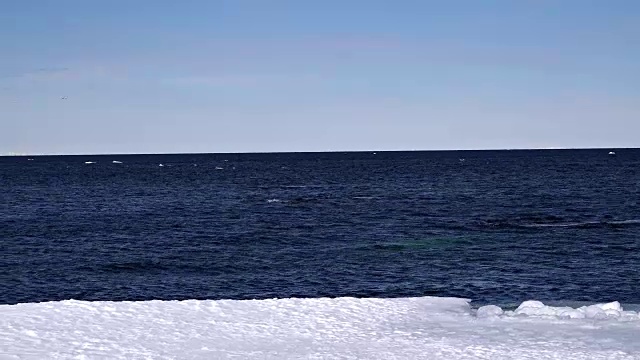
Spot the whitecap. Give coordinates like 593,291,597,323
522,220,640,228
609,219,640,225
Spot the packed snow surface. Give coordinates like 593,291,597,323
2,296,639,359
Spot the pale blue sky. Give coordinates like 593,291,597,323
1,0,638,154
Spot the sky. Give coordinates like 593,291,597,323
1,0,639,154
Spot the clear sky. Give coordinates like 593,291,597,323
1,0,639,154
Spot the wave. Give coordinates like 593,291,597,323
520,219,640,228
98,260,169,273
280,185,329,189
478,217,640,230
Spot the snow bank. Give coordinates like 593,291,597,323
478,300,640,321
2,297,639,359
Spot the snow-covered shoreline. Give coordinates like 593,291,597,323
2,296,639,359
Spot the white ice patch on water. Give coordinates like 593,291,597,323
2,297,639,359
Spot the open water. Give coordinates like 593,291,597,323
2,149,639,306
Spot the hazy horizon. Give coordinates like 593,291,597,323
2,1,639,154
1,146,633,157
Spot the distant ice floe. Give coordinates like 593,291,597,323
1,296,639,359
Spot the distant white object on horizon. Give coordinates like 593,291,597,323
158,164,164,167
609,151,616,155
112,161,123,164
1,296,638,359
84,161,96,164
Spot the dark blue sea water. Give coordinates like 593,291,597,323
2,149,639,306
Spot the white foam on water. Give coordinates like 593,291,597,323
112,161,123,164
522,219,640,228
267,199,282,203
84,161,96,164
610,219,640,225
2,296,639,359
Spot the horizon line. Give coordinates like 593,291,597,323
0,146,633,157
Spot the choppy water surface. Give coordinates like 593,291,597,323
2,149,639,305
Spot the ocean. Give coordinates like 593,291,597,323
2,149,639,307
